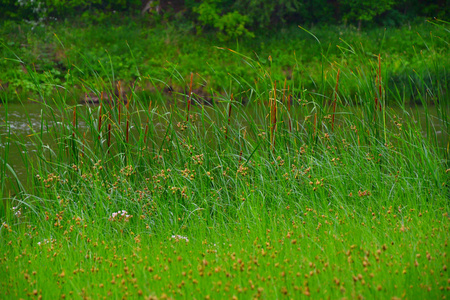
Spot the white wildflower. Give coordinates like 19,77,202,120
37,238,54,246
12,206,21,217
171,235,189,243
109,210,132,222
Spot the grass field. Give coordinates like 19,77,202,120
0,18,448,104
0,18,449,299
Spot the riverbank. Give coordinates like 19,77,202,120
1,19,448,105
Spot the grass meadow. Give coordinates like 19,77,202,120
0,19,449,299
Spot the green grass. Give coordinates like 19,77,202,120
0,19,449,299
0,18,449,104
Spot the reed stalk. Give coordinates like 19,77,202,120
270,81,277,152
82,132,86,157
126,95,130,144
107,112,112,150
373,54,382,123
72,106,76,139
377,54,382,112
332,69,340,132
144,100,152,145
118,81,122,125
186,72,193,122
98,92,103,140
313,113,317,138
225,94,233,140
287,87,292,133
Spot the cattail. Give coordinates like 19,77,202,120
332,69,341,132
186,72,193,122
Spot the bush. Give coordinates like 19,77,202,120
192,0,254,40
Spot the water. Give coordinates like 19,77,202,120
0,101,448,196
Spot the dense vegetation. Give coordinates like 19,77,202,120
2,1,449,22
1,0,449,34
1,1,448,103
1,19,449,107
0,2,449,299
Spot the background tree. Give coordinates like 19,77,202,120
0,0,448,33
339,0,397,29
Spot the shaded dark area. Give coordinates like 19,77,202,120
388,67,450,105
0,0,448,33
